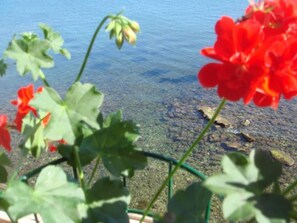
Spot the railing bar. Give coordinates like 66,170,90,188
72,165,78,180
21,157,67,180
168,161,173,201
123,176,127,187
205,198,212,222
142,151,206,180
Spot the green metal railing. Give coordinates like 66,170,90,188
21,151,212,222
125,151,211,222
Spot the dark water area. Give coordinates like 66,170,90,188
1,2,297,219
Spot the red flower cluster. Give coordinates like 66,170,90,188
198,0,297,108
11,84,43,131
0,84,64,152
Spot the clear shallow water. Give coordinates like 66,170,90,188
1,1,297,166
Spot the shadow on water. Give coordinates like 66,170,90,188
131,56,148,62
89,62,112,70
158,74,196,84
141,68,170,77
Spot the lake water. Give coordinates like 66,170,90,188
1,0,297,174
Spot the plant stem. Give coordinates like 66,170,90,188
73,146,86,190
41,76,50,87
39,71,50,87
283,179,297,196
140,99,226,222
87,156,101,187
74,16,111,83
6,212,15,223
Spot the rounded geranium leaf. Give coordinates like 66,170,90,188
30,82,103,144
3,166,85,223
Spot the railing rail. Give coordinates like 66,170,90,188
20,151,212,222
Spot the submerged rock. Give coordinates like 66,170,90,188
243,119,251,126
270,149,294,166
221,142,250,153
240,131,255,142
198,106,231,128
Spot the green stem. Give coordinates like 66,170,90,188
283,179,297,196
6,212,15,223
41,76,50,87
74,15,111,83
73,146,86,190
39,71,50,87
140,99,226,222
87,156,101,187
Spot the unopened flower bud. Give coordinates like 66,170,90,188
129,21,140,33
123,26,136,45
105,20,116,32
109,29,116,40
116,32,124,49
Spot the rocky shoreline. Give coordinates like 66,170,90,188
4,94,297,222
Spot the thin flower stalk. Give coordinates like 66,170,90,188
140,99,226,222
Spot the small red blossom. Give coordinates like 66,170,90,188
41,113,51,127
11,84,43,131
47,139,66,152
0,115,12,152
198,0,297,108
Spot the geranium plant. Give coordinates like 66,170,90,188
0,12,150,223
0,0,296,223
140,0,297,222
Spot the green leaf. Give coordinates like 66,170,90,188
80,111,147,177
30,82,103,144
59,143,97,168
0,152,11,183
86,177,130,204
115,22,122,36
3,166,85,223
4,36,53,80
159,182,211,223
204,150,282,195
203,174,244,195
103,110,123,128
204,150,286,222
222,192,255,221
39,23,71,59
252,149,282,190
105,20,116,32
21,113,46,157
253,194,291,223
79,177,130,223
0,59,7,77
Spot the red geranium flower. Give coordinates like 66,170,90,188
246,0,297,39
11,84,43,131
198,16,264,102
0,115,12,152
198,0,297,108
47,139,66,152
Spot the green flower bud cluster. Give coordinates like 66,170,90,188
106,14,140,49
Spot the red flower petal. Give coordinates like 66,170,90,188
198,63,220,88
0,115,12,152
253,92,279,108
11,84,45,131
48,139,66,152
